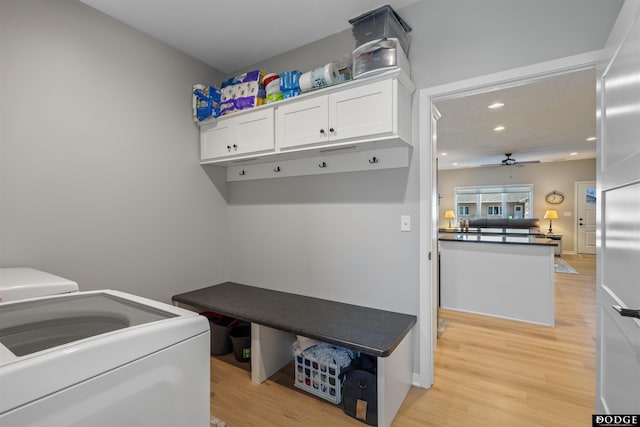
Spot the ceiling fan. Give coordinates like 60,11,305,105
484,153,540,168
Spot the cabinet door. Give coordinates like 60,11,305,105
277,96,328,150
201,109,275,161
234,108,275,155
329,79,394,142
201,117,235,161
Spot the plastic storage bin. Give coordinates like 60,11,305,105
294,347,343,404
349,5,411,55
352,38,410,80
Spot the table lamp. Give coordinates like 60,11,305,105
544,209,558,233
444,210,455,228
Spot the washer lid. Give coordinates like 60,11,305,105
0,268,79,302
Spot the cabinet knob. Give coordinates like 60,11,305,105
319,129,326,135
329,128,335,133
274,166,281,172
233,144,238,151
226,145,231,151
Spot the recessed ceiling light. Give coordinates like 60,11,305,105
441,152,448,156
586,136,596,141
494,125,506,131
570,152,578,156
488,102,504,109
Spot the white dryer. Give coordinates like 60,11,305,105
0,290,210,427
0,268,79,302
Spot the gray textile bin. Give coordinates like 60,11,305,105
206,314,236,355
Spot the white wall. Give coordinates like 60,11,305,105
0,0,228,303
438,159,596,252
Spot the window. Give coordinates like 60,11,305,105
487,206,502,215
454,185,533,219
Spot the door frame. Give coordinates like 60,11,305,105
416,50,601,388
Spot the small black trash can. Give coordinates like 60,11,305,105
229,324,251,362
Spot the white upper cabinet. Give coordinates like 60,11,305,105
277,79,396,150
198,70,413,170
201,108,274,161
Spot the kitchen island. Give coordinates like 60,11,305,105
439,232,557,326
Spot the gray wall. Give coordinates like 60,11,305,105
438,159,597,253
224,0,621,315
0,0,622,372
0,0,228,303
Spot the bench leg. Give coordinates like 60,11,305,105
250,323,297,384
377,327,413,427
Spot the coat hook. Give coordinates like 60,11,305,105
274,166,281,172
369,156,379,164
319,161,327,168
239,170,246,176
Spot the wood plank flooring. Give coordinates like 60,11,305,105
209,254,596,426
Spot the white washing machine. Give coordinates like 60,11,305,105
0,289,211,427
0,268,79,302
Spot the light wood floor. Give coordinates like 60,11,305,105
210,254,596,426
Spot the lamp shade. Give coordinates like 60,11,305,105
544,209,559,219
444,210,455,219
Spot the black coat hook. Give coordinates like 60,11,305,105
319,161,327,168
369,156,379,164
239,170,246,176
274,166,281,172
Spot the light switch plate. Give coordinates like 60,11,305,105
401,215,411,232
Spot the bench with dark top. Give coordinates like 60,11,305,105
172,282,416,357
173,281,417,427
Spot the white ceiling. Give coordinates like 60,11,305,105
434,69,597,170
78,0,419,74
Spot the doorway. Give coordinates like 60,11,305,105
576,181,596,254
417,51,601,388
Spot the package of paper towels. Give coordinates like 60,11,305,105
299,63,340,92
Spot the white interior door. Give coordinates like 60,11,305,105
576,181,596,254
596,0,640,413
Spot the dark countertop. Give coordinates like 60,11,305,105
172,282,416,357
438,233,557,246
